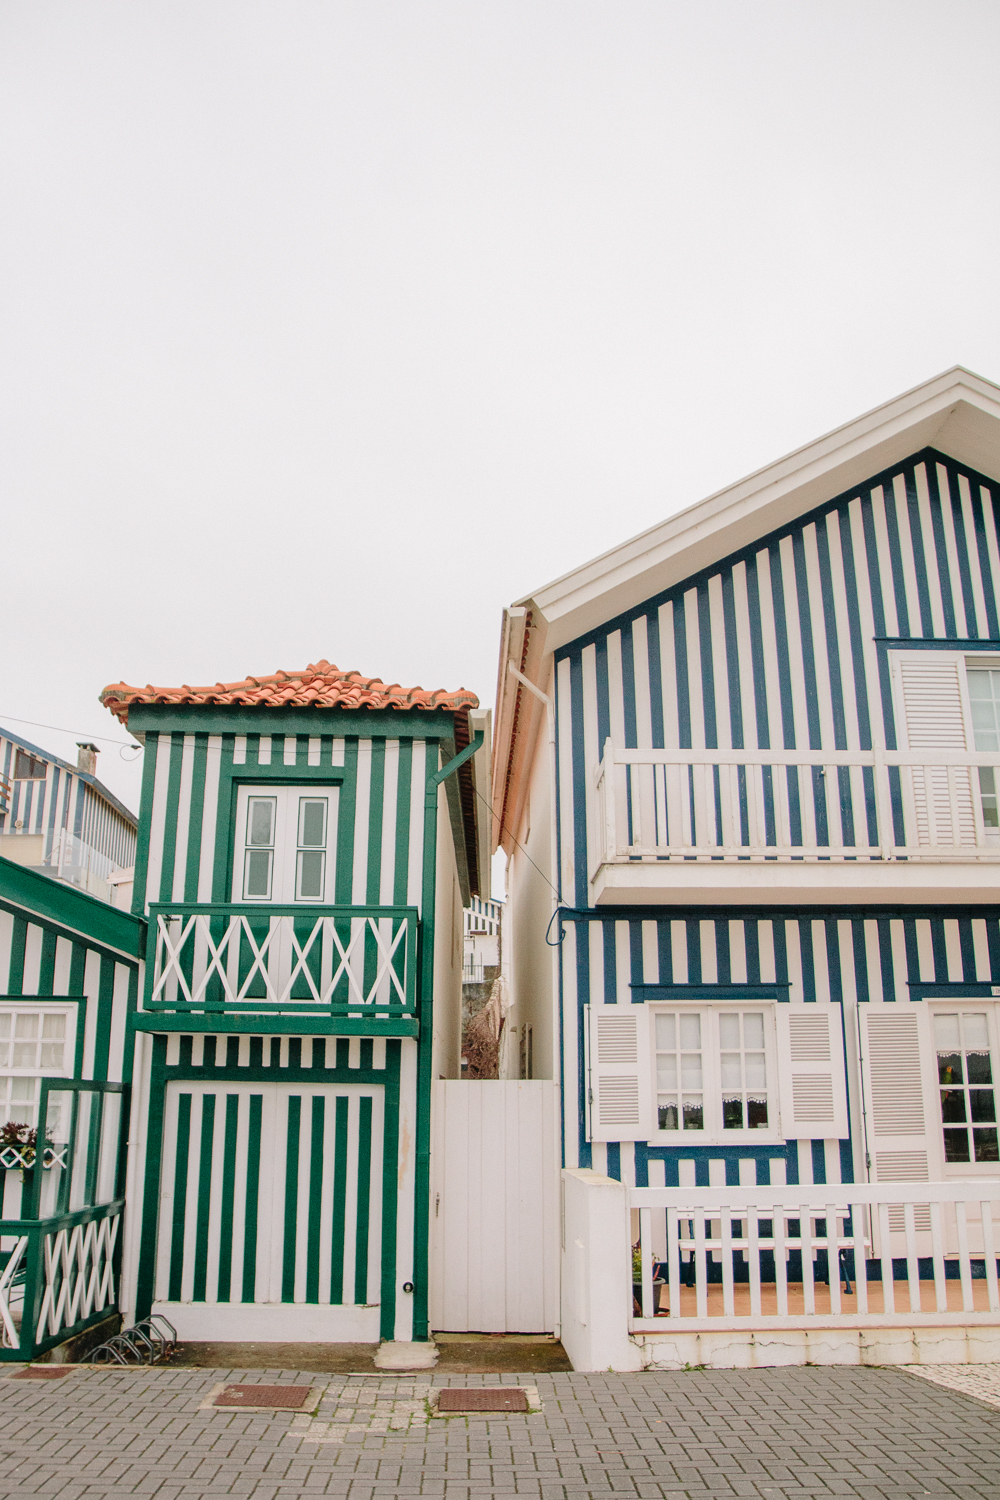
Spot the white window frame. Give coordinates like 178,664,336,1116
927,998,1000,1179
647,1001,782,1146
0,1002,77,1130
233,785,338,905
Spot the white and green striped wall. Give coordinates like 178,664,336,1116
133,727,433,915
121,1029,417,1342
0,860,143,1086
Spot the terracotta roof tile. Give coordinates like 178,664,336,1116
100,660,479,726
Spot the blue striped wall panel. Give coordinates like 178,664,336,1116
551,448,1000,1183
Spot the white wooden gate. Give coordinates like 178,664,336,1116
429,1080,559,1332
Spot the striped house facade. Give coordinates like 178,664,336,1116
104,668,485,1347
494,369,1000,1279
0,861,143,1220
0,727,137,893
551,446,1000,1192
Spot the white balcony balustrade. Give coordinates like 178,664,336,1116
145,903,417,1016
591,741,1000,903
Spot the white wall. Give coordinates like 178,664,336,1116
505,699,556,1081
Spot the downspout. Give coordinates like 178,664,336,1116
413,727,484,1343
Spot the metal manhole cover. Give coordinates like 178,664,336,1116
213,1384,312,1409
11,1366,77,1380
438,1388,529,1412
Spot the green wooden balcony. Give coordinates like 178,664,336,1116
144,903,418,1021
1,1079,126,1361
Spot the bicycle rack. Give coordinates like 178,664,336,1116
85,1314,177,1366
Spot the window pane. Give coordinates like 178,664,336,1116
296,849,326,901
745,1052,767,1089
720,1052,741,1089
747,1097,769,1129
935,1013,961,1049
657,1058,677,1089
11,1078,36,1103
0,1016,9,1038
968,1051,994,1085
39,1043,65,1069
248,799,275,847
298,798,327,848
12,1043,37,1068
679,1014,701,1049
681,1098,703,1130
244,848,272,898
964,1013,990,1049
743,1013,765,1048
944,1128,971,1162
719,1013,740,1049
0,1043,8,1066
14,1015,38,1039
974,1128,1000,1162
41,1015,66,1039
680,1053,703,1088
941,1088,967,1123
655,1014,675,1050
657,1100,679,1130
970,1089,997,1123
722,1096,743,1129
938,1052,963,1086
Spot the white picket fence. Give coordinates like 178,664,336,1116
629,1181,1000,1331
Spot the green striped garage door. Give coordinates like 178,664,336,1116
152,1082,384,1341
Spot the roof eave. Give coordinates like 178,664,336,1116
517,365,1000,655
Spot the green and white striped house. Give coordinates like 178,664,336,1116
101,660,490,1347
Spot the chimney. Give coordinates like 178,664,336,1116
76,743,99,777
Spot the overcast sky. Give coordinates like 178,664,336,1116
3,2,999,895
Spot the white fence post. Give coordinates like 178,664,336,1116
560,1168,641,1372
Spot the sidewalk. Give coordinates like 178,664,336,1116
2,1363,1000,1498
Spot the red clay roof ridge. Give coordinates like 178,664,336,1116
99,662,479,726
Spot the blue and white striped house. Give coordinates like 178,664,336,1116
0,730,137,904
493,368,1000,1366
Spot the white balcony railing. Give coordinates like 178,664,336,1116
629,1180,1000,1331
594,739,1000,870
145,903,417,1015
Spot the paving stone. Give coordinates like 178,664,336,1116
1,1366,1000,1498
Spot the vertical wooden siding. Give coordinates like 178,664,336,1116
136,734,429,914
552,448,1000,1180
555,449,1000,907
0,898,140,1083
0,733,136,870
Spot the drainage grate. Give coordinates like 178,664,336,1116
10,1367,77,1380
438,1388,529,1412
213,1384,312,1409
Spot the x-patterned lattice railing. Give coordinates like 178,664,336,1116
145,904,418,1014
0,1201,123,1358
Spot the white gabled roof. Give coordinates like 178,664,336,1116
491,365,1000,854
519,366,1000,653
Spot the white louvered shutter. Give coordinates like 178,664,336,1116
858,1003,939,1244
586,1004,652,1142
774,1005,848,1139
892,651,977,848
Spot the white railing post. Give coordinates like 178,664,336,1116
602,739,618,860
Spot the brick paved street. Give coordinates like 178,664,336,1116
2,1364,1000,1499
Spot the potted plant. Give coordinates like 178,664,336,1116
632,1241,664,1314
